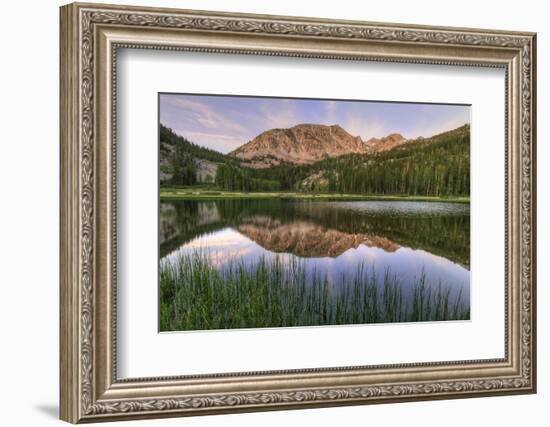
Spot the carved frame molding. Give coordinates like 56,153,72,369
60,2,536,423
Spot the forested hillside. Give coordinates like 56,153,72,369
160,123,470,197
160,124,279,190
254,125,470,197
160,125,233,165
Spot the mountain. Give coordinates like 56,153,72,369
160,122,470,198
248,124,470,195
294,124,470,194
365,133,407,152
229,124,372,168
237,219,399,258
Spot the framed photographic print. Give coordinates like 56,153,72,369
60,2,537,423
158,93,472,332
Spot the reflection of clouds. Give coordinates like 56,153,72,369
342,244,380,262
207,247,255,268
276,253,298,266
183,228,251,249
418,249,459,268
166,228,267,269
163,225,470,303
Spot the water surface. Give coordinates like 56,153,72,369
160,199,470,312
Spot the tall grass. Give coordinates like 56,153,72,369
160,252,469,331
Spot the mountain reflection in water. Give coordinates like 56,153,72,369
160,199,470,328
236,218,400,258
160,199,469,265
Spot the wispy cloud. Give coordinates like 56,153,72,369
160,94,470,154
344,115,389,141
178,130,245,152
163,96,248,135
414,115,470,139
257,99,300,129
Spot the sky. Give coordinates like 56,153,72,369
159,93,470,154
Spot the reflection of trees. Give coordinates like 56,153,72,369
159,201,227,258
160,199,470,267
288,202,470,267
160,199,259,257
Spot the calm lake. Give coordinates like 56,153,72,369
160,199,470,329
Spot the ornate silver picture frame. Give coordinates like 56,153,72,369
60,2,536,423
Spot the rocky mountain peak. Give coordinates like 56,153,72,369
229,123,414,168
230,123,368,168
365,133,407,152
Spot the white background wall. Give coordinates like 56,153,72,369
0,0,546,426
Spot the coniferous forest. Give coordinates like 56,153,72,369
160,123,470,198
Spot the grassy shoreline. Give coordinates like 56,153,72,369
160,188,470,203
160,252,469,331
